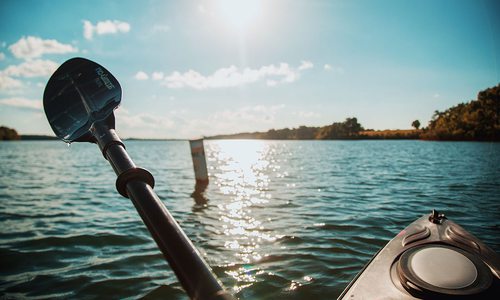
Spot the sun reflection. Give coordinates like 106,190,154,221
207,140,281,287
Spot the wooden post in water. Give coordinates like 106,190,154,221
189,139,209,184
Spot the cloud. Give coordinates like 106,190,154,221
0,52,5,61
298,60,313,71
182,104,286,137
161,62,310,89
83,20,131,40
213,105,284,123
0,97,42,110
9,36,77,59
134,71,149,80
114,104,287,138
0,59,58,90
266,79,277,87
114,107,176,138
0,74,23,90
324,64,344,74
2,59,59,78
292,110,321,119
152,71,164,80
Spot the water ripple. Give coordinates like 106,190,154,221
0,140,499,299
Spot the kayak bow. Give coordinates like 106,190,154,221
339,210,499,299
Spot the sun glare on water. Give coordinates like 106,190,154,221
214,0,263,33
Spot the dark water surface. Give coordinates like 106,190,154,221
1,140,499,299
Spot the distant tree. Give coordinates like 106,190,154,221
411,120,421,130
0,126,20,140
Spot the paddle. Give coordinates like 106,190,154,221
43,57,235,300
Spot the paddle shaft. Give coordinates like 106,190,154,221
92,122,234,300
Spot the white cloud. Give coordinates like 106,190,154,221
2,59,59,78
114,104,288,139
298,60,313,71
0,74,23,90
266,79,277,87
134,71,149,80
433,93,440,98
207,105,284,130
114,107,176,138
152,71,164,80
0,97,42,110
83,20,131,40
162,62,309,89
324,64,344,74
184,104,286,137
0,52,5,61
292,110,321,119
9,36,77,59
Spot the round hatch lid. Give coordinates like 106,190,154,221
397,244,492,296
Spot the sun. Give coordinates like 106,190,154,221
214,0,263,33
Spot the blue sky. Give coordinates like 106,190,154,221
0,0,499,139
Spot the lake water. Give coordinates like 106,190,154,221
1,140,499,299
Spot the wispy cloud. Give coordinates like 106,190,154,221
83,20,131,40
8,36,77,59
183,104,286,137
138,62,313,89
292,110,321,119
0,59,58,91
2,59,59,78
152,72,164,80
0,97,42,110
114,107,175,138
324,64,344,74
298,60,314,71
114,104,286,138
134,71,149,80
213,104,285,123
0,52,5,61
0,74,23,90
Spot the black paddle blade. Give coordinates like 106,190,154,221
43,57,122,143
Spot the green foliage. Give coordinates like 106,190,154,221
315,117,364,139
0,126,20,140
422,84,500,141
262,117,364,140
207,118,365,140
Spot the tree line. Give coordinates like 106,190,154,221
209,117,367,140
421,83,499,141
209,83,499,141
2,84,498,141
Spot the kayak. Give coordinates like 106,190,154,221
339,210,500,299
